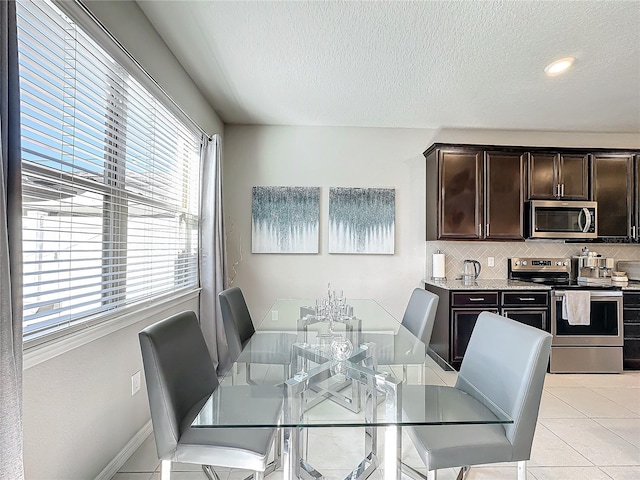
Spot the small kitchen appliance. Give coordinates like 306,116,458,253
571,252,615,287
462,259,481,284
527,200,597,239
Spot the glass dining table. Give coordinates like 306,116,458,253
192,299,512,480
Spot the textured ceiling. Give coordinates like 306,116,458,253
136,0,640,132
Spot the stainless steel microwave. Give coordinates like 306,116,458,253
528,200,597,239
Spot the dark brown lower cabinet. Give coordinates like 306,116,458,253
500,291,549,331
426,285,549,370
623,292,640,370
501,309,547,330
452,308,499,367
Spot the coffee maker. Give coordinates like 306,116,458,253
571,250,614,286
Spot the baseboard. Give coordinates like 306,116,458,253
95,420,153,480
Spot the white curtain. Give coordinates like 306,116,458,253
199,134,230,373
1,1,25,478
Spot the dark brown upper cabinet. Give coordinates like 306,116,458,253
635,156,640,242
528,152,589,200
426,146,525,240
425,143,640,242
484,151,526,240
591,153,635,239
432,148,483,240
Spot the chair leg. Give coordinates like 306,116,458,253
160,460,171,480
274,427,282,469
263,428,282,476
517,460,527,480
202,465,222,480
399,460,434,480
246,363,258,385
239,472,261,480
455,466,470,480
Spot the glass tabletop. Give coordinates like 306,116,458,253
192,298,512,429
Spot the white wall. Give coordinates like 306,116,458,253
223,125,436,322
223,126,640,323
22,2,224,478
23,296,198,480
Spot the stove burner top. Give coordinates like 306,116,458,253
508,257,620,290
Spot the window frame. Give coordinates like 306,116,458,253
17,0,204,347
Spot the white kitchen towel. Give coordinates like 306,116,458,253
562,291,591,326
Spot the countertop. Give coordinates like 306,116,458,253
423,279,551,290
423,278,640,291
622,282,640,291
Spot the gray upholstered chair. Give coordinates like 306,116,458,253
139,311,283,480
361,288,439,381
402,311,552,480
219,286,296,383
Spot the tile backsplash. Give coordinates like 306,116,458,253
425,241,640,280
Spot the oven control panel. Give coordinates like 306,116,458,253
509,257,571,273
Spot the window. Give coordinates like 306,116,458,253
16,0,201,339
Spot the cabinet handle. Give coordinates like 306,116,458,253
519,297,535,301
469,297,485,301
555,184,560,197
478,224,482,236
486,223,489,236
633,225,637,240
561,183,565,197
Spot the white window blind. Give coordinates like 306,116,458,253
16,0,201,339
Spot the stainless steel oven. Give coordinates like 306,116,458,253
509,257,623,373
550,290,623,373
528,200,597,239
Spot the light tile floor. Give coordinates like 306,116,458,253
113,366,640,480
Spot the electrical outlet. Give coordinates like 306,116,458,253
487,257,495,267
131,370,141,396
271,310,279,322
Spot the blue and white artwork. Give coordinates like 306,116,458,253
329,187,395,254
251,186,320,254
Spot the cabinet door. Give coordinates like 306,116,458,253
501,308,548,332
485,151,525,239
527,153,558,199
624,293,640,369
559,154,590,200
592,154,634,238
634,156,640,242
451,308,498,368
438,149,483,239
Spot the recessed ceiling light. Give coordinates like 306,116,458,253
544,57,575,76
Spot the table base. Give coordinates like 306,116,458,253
283,358,401,480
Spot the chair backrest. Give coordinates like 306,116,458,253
139,311,218,459
219,286,256,363
456,311,552,461
401,288,439,345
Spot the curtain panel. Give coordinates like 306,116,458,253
199,134,229,373
1,0,25,478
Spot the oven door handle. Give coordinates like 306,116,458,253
552,290,622,298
